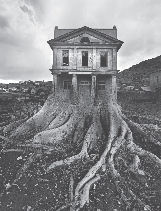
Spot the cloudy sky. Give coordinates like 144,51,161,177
0,0,161,83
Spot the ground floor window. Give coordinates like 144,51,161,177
63,81,72,90
97,81,105,90
80,81,90,85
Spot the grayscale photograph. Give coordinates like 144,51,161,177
0,0,161,210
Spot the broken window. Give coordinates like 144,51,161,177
63,81,72,90
100,52,107,67
82,51,88,66
97,81,105,90
62,50,69,66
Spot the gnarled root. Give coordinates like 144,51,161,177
1,97,161,211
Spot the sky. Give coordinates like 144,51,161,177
0,0,161,83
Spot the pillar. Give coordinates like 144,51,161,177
108,49,113,69
113,48,117,70
92,48,96,70
72,74,78,103
112,75,117,99
52,47,57,69
74,48,77,69
53,74,58,96
91,75,96,103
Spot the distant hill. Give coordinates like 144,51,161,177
117,55,161,88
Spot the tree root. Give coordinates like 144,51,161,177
79,174,100,208
7,152,43,189
1,96,161,211
46,122,97,171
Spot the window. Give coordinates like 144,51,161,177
97,81,105,90
62,50,69,66
63,81,72,90
82,51,88,66
100,52,107,67
157,76,159,83
80,81,89,85
80,37,90,44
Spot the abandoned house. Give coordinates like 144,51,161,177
47,26,123,102
150,69,161,92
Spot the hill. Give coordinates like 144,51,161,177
117,55,161,88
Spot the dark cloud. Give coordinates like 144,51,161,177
20,5,34,24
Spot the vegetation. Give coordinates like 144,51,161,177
0,93,161,211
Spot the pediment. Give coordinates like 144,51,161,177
53,26,122,44
65,32,109,44
48,26,123,50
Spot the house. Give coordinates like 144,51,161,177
140,86,151,92
31,88,36,95
35,81,43,86
20,82,34,90
150,69,161,92
124,86,134,91
47,26,123,102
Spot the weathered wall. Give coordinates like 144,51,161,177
56,74,72,100
52,47,116,71
97,75,112,101
55,74,113,101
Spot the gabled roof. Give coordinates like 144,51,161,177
54,26,117,39
48,26,123,51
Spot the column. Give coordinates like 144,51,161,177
72,74,78,103
53,74,58,96
91,75,96,103
74,48,77,69
52,47,57,69
113,48,117,70
108,49,113,69
92,48,96,70
112,75,117,99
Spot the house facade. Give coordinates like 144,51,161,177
47,26,123,102
150,69,161,92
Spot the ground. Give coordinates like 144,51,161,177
0,92,161,211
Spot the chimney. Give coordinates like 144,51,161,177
54,26,58,38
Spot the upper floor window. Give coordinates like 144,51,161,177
97,81,105,90
100,52,107,67
63,81,72,90
62,50,69,66
82,51,88,66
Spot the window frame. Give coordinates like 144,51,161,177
82,51,88,67
100,52,108,67
97,81,105,90
62,50,69,66
63,81,72,90
80,81,90,85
